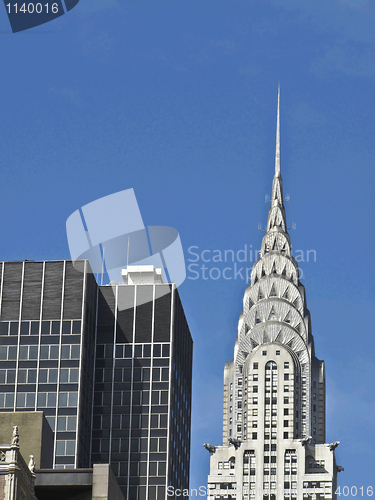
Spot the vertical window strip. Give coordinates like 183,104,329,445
35,262,46,413
14,261,26,411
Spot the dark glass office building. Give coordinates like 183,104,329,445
0,260,193,500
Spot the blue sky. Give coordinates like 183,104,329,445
0,0,374,496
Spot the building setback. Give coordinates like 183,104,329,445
205,91,341,500
0,261,193,500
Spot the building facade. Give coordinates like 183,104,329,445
206,92,340,500
92,271,193,500
0,261,193,500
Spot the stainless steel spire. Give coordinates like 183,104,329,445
275,84,280,174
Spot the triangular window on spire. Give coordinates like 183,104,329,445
269,284,277,297
255,311,261,324
282,287,289,299
286,339,294,348
272,239,278,251
245,325,250,334
251,339,259,349
258,288,264,301
295,323,301,333
275,329,283,342
261,266,266,278
268,307,277,321
283,311,291,324
281,243,287,254
248,298,254,309
293,297,299,308
271,262,277,274
281,266,287,276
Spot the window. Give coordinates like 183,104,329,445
262,351,267,356
252,398,258,404
284,420,289,427
252,409,258,416
58,392,78,407
253,386,258,393
284,373,289,380
284,362,289,369
238,401,242,409
17,345,38,360
252,432,257,439
40,345,59,360
39,368,58,384
57,416,77,431
284,432,288,439
284,408,289,415
37,392,57,408
56,440,76,456
17,369,37,384
284,386,289,392
284,397,289,404
60,368,79,383
238,378,243,386
61,345,80,360
253,374,258,381
16,393,35,408
253,363,258,369
252,422,257,428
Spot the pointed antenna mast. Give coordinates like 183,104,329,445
275,84,280,174
101,245,105,286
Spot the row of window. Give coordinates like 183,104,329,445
0,367,80,385
12,391,78,408
0,344,80,361
208,483,236,490
97,343,170,359
0,320,81,336
94,436,168,454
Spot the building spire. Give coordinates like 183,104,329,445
275,84,280,174
259,85,291,257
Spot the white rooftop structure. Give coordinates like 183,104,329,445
121,265,165,285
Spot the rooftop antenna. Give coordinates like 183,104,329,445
101,245,105,286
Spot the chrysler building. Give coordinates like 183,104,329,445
205,90,340,500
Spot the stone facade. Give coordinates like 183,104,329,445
206,90,342,500
0,426,37,500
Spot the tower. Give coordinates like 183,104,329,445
206,90,339,500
